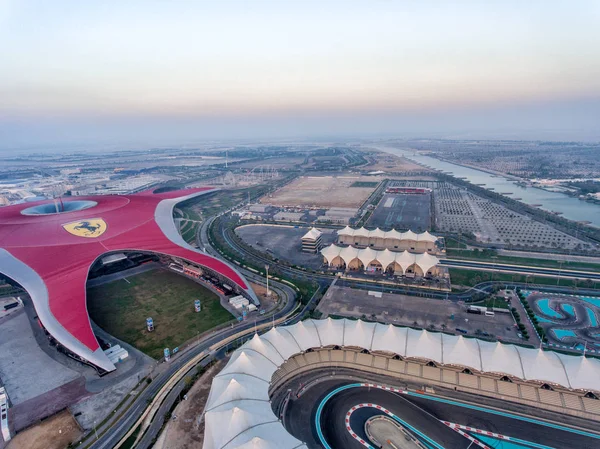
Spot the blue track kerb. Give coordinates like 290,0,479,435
313,383,600,449
315,383,445,449
315,384,358,449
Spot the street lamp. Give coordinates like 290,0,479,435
265,264,270,297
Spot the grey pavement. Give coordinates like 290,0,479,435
0,311,80,405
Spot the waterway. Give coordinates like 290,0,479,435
375,146,600,227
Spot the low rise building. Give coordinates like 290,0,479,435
337,226,441,253
301,227,323,253
273,211,305,222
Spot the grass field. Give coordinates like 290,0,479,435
446,248,600,272
350,181,379,188
449,268,600,290
87,269,233,359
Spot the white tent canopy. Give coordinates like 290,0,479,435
321,244,440,274
301,227,322,241
203,319,600,449
336,226,439,243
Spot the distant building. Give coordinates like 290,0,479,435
321,244,441,277
301,227,323,253
316,207,358,225
337,226,440,253
273,211,304,222
249,204,273,213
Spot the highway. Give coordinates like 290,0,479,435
442,258,600,281
83,211,600,449
207,215,600,301
85,276,299,449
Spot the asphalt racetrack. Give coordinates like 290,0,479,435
283,376,600,449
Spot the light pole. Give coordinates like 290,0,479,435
265,264,270,297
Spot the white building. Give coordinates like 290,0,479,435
203,318,600,449
337,226,440,253
301,227,322,253
321,244,441,276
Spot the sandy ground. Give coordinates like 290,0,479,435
7,410,82,449
153,360,226,449
263,175,382,208
250,281,278,305
364,153,429,173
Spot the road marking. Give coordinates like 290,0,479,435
346,403,446,449
315,382,600,449
405,390,600,441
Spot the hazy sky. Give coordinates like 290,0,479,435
1,1,600,149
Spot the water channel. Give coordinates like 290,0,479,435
376,146,600,228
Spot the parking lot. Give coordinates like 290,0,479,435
235,224,336,269
367,192,431,231
316,285,522,343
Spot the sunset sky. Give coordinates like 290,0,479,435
1,1,600,149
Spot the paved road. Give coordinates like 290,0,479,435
85,278,298,449
208,216,600,303
442,258,600,280
281,369,600,449
498,249,600,264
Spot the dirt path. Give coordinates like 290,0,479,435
154,359,226,449
7,410,82,449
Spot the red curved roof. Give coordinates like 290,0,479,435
0,188,250,353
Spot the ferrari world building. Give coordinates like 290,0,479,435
0,188,257,373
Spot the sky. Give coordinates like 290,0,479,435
1,0,600,150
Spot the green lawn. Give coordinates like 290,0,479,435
87,269,233,359
350,181,379,188
446,248,600,272
449,268,600,290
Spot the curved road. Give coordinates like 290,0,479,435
86,276,299,449
280,370,600,449
208,216,600,302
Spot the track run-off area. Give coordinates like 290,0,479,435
285,379,600,449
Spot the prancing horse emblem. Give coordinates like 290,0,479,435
63,218,107,238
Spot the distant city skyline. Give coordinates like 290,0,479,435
1,1,600,149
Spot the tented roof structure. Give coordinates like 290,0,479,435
204,318,600,448
321,244,440,273
337,226,439,242
301,227,322,241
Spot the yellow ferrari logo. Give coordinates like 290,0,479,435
63,218,107,238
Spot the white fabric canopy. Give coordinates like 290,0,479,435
204,319,600,448
321,244,440,274
205,374,269,412
301,227,322,240
343,319,378,349
335,226,439,243
204,401,280,449
371,324,408,354
261,327,302,360
406,329,442,361
442,335,482,369
517,347,570,387
478,341,525,378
